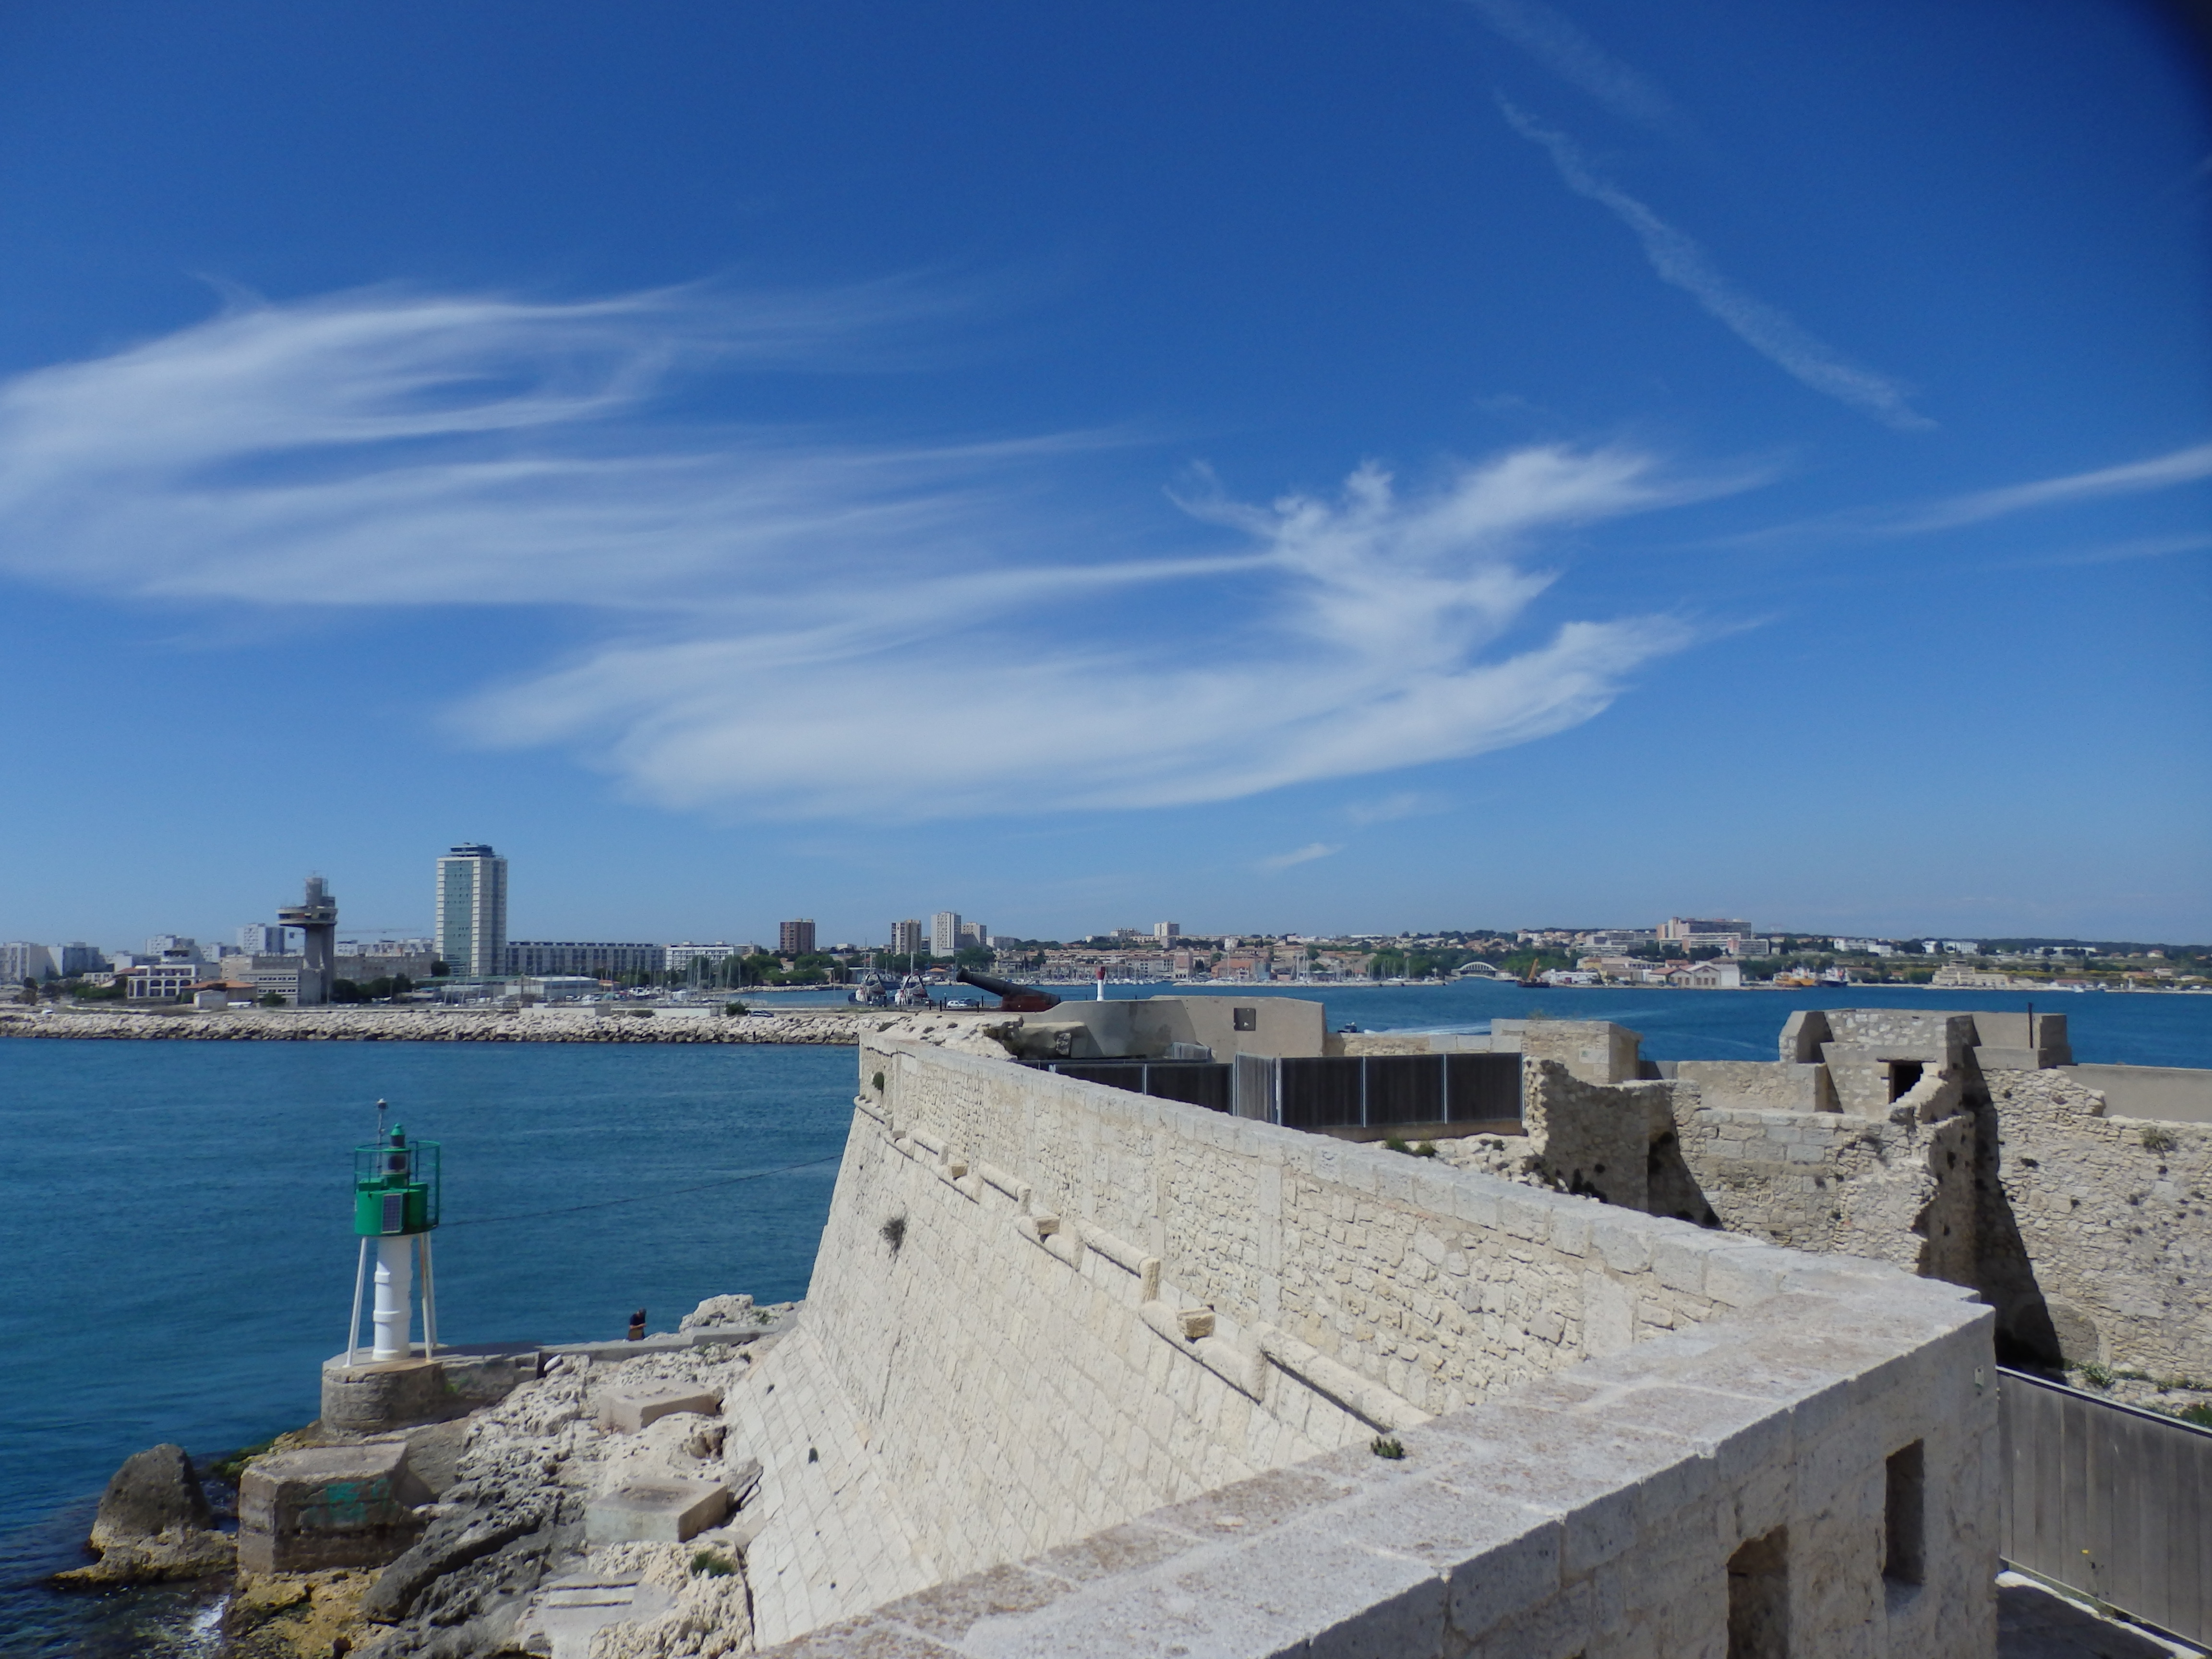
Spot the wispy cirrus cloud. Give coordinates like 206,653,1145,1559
0,285,1719,818
1259,842,1342,872
1896,441,2212,530
1346,790,1424,826
1708,438,2212,552
1457,0,1680,133
1499,99,1933,432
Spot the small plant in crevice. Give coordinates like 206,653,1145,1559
690,1549,736,1577
2078,1362,2115,1390
880,1214,907,1255
2141,1126,2178,1153
2180,1403,2212,1429
1370,1436,1405,1460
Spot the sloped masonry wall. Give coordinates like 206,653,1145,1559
736,1040,2001,1654
745,1041,1999,1659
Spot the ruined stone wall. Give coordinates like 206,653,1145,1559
1675,1103,1978,1281
1518,1059,1674,1209
1672,1058,1836,1114
1988,1068,2212,1375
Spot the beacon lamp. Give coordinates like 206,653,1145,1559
344,1100,443,1365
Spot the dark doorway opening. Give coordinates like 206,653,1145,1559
1727,1527,1789,1659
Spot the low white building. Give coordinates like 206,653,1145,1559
127,962,204,1000
1678,960,1743,989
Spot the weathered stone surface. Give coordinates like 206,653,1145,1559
238,1441,431,1574
51,1443,233,1586
586,1479,732,1544
601,1385,724,1434
91,1443,211,1541
681,1292,756,1332
320,1356,457,1433
362,1340,759,1656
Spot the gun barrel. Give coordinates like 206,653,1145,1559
954,967,1060,1012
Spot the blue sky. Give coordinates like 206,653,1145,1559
1,0,2207,949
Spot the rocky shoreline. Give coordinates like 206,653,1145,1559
0,1005,1008,1046
62,1298,796,1659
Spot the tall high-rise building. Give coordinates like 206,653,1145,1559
890,919,924,959
930,911,962,956
779,919,817,957
435,843,508,977
1154,921,1180,939
237,923,289,954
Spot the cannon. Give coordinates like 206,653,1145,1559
954,968,1060,1013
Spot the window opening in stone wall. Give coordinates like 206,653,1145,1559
1887,1061,1924,1101
1727,1527,1789,1659
1884,1440,1925,1593
1232,1007,1257,1031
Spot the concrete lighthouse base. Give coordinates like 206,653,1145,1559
320,1357,452,1434
320,1346,542,1432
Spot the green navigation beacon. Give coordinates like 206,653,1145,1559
343,1099,445,1366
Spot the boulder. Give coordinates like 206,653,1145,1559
678,1294,754,1333
50,1443,235,1586
90,1443,211,1544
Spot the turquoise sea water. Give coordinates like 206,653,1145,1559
1,983,2204,1650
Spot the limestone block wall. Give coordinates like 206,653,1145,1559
1675,1103,1978,1282
866,1039,1771,1424
1518,1019,1640,1084
757,1068,2000,1659
1518,1059,1674,1209
1672,1058,1837,1115
1989,1068,2212,1374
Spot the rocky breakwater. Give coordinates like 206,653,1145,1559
0,1004,1021,1049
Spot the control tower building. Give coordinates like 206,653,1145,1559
277,875,339,1007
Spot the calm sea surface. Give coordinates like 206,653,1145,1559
2,982,2205,1650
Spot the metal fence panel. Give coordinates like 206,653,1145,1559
1998,1367,2212,1645
1045,1059,1234,1113
1233,1053,1275,1120
1226,1053,1524,1131
1443,1053,1521,1122
1279,1057,1365,1129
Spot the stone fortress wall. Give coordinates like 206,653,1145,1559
736,1036,1997,1657
1436,1008,2212,1379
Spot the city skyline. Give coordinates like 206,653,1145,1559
0,2,2205,943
